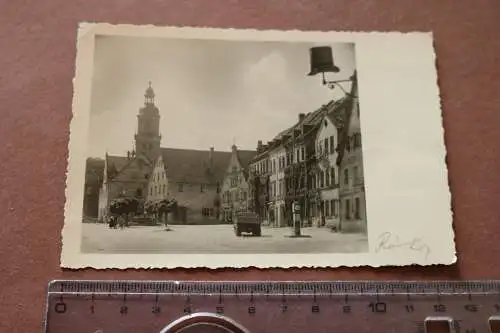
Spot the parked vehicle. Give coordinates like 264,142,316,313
233,211,262,237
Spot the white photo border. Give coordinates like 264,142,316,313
61,23,455,269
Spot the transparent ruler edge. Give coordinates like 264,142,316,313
46,280,500,296
45,280,500,333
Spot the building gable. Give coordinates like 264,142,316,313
315,115,339,145
110,156,151,185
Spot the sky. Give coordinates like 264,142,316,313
87,35,356,157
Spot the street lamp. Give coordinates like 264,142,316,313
308,46,356,97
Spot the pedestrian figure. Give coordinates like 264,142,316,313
117,214,126,230
107,215,117,229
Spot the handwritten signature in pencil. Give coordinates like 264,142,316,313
375,232,431,260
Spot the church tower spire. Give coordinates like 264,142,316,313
145,81,155,105
134,81,161,163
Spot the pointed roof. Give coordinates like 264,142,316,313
145,81,155,98
106,155,130,179
325,97,351,127
236,150,257,169
105,154,152,181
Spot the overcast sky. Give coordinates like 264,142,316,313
87,35,356,157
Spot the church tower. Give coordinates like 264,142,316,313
134,81,161,163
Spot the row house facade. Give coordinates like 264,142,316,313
267,142,286,227
312,103,345,229
220,145,256,222
282,111,325,228
146,147,230,224
246,72,365,234
247,142,270,224
336,75,367,233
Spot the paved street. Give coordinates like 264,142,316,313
81,223,368,254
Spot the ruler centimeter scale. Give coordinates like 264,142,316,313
44,280,500,333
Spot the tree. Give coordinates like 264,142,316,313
109,197,142,216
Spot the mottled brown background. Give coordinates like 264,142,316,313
1,0,499,331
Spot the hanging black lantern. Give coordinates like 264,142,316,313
307,46,340,76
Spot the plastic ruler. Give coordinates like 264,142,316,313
44,280,500,333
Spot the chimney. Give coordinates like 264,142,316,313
209,147,214,167
257,140,263,152
298,113,306,123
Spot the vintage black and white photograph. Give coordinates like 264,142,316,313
62,24,455,268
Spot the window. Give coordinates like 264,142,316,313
150,187,153,196
162,184,166,195
355,197,361,219
200,184,206,193
330,167,336,185
344,169,349,185
325,169,330,187
353,166,359,183
330,199,336,216
345,199,351,219
273,160,276,173
329,136,335,154
301,147,305,161
320,171,325,188
325,200,330,217
155,186,158,195
178,183,184,192
324,138,328,154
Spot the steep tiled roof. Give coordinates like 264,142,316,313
107,155,150,182
160,147,255,184
237,150,257,169
326,97,350,129
106,155,130,179
273,104,330,142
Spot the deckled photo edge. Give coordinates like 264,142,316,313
61,25,97,267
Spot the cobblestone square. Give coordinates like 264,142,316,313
81,223,368,254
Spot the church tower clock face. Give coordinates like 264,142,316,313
134,81,162,162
